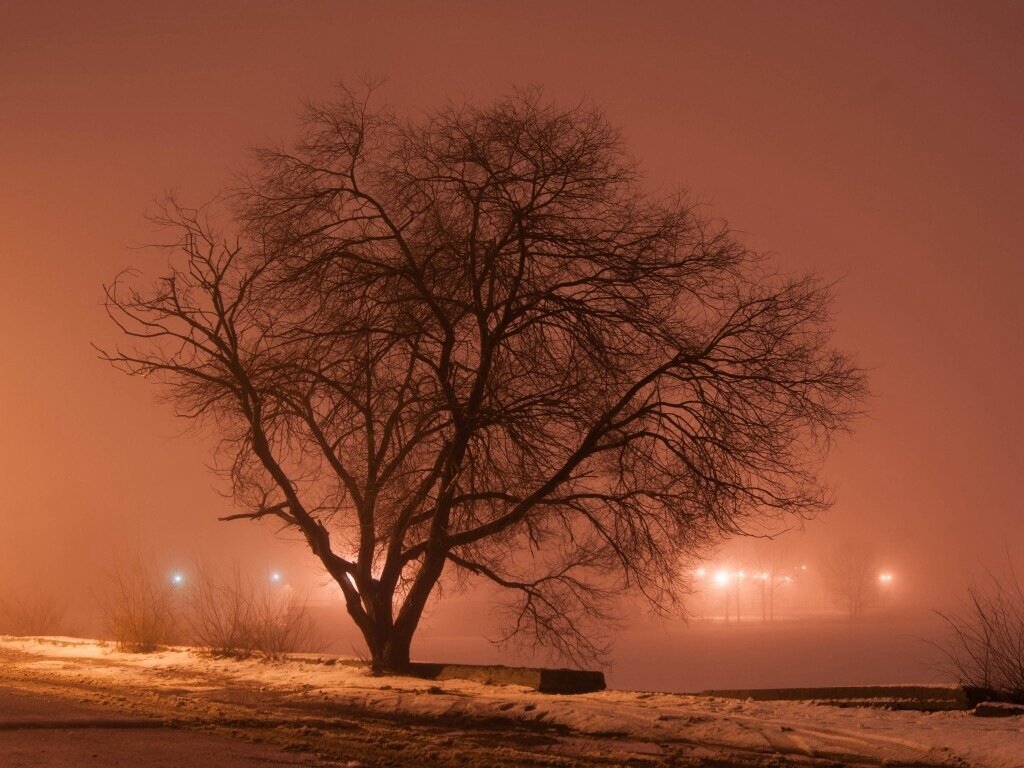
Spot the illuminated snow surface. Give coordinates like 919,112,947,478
1,636,1021,767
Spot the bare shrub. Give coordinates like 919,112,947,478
184,564,314,659
0,593,68,636
936,564,1024,696
185,564,260,657
98,558,179,651
251,589,316,660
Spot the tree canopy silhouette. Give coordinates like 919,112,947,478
103,88,865,670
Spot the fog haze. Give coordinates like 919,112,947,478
2,0,1021,689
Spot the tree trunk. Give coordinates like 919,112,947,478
361,620,415,673
377,630,413,672
356,554,446,674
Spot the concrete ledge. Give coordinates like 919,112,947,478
407,662,606,694
696,685,991,712
973,701,1024,717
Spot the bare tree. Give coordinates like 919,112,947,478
822,539,880,617
101,88,865,671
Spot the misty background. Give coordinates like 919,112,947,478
1,0,1021,691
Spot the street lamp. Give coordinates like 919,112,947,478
735,571,745,622
712,569,732,621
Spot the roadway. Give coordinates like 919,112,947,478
0,685,321,767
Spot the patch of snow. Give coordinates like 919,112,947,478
2,636,1021,767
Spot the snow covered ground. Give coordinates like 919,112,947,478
0,635,1021,767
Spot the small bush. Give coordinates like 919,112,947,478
250,588,315,660
185,564,259,657
99,558,179,652
936,563,1024,697
184,563,315,659
95,558,314,658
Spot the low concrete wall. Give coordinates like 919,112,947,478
696,685,997,711
408,662,606,694
284,654,606,694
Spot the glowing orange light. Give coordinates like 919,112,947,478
712,569,731,587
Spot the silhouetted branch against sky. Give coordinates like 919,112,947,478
102,86,866,669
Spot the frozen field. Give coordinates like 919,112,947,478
411,612,953,693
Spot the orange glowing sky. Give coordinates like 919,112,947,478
1,1,1022,607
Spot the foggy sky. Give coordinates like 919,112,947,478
1,0,1022,624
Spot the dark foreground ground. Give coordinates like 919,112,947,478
0,685,317,767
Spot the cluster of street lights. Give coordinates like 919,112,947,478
694,564,895,589
692,563,897,621
694,564,807,587
693,564,808,622
168,570,286,587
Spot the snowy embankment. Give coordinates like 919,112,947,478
1,636,1021,767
